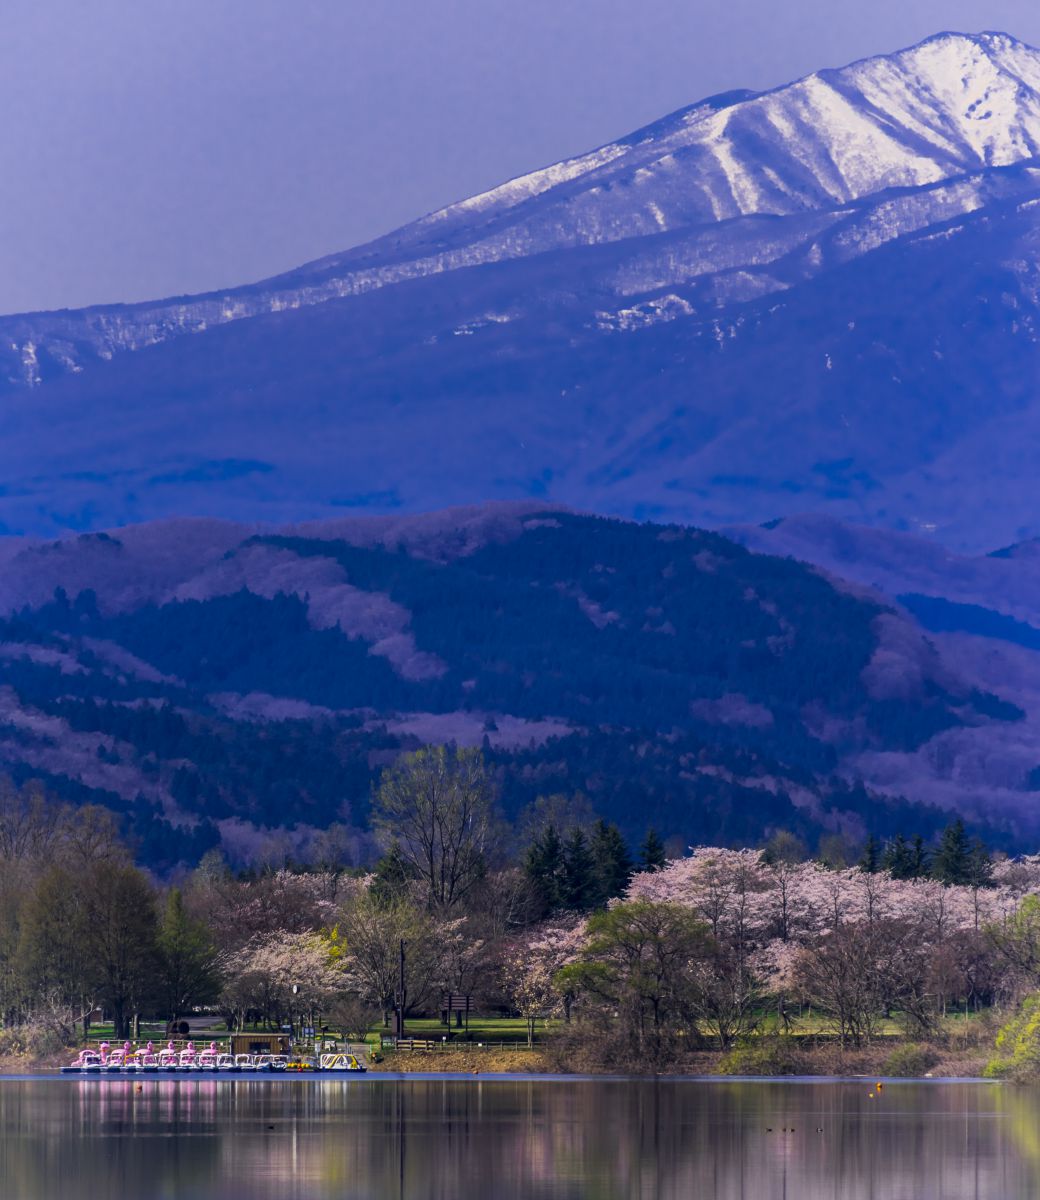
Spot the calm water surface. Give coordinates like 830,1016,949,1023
1,1074,1038,1199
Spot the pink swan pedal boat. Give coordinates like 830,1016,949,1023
61,1049,103,1075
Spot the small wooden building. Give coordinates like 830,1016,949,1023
230,1033,290,1056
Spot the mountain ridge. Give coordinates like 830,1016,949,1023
1,31,1039,548
0,505,1030,866
5,31,1038,356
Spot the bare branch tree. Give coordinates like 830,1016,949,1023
372,747,499,909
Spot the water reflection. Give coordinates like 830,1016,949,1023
0,1077,1038,1199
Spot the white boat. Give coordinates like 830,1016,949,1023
104,1048,127,1073
319,1052,367,1073
216,1053,239,1072
234,1054,257,1072
61,1050,102,1075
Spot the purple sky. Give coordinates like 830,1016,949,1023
3,0,1039,314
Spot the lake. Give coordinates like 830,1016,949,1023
0,1074,1037,1198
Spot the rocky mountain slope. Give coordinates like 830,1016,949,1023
1,33,1039,548
0,506,1030,867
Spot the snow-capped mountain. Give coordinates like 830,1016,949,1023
317,29,1040,264
2,32,1040,547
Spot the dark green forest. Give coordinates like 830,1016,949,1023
0,513,1019,867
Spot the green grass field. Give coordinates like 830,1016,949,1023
81,1008,989,1051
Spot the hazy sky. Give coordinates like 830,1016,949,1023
3,0,1039,314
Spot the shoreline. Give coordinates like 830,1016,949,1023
0,1070,1002,1084
3,1040,993,1080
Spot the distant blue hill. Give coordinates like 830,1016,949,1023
899,593,1040,652
0,508,1020,866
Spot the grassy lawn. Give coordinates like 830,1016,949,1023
82,1008,990,1050
382,1016,541,1039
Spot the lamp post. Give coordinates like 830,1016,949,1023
291,983,300,1046
396,940,407,1040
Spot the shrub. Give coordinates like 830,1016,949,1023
985,994,1040,1081
0,1017,71,1059
882,1043,938,1077
717,1037,803,1076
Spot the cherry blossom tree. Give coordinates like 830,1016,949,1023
219,931,344,1032
500,918,586,1044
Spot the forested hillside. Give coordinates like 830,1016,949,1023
0,507,1023,867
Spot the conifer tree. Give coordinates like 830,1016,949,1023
968,837,994,889
639,828,667,873
909,834,930,879
561,828,596,912
882,834,913,880
591,820,634,906
524,824,564,915
370,840,418,907
932,819,972,885
859,834,881,874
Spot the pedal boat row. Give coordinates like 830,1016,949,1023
62,1042,366,1074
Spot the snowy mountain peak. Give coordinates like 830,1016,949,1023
818,30,1040,169
298,31,1040,277
4,33,1040,549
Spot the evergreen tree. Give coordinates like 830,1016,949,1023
591,820,634,907
909,834,931,879
967,837,994,889
524,824,564,915
370,840,419,907
639,827,667,873
859,834,881,874
560,828,596,912
882,834,913,880
932,819,972,885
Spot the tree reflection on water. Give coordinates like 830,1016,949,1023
1,1077,1038,1199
